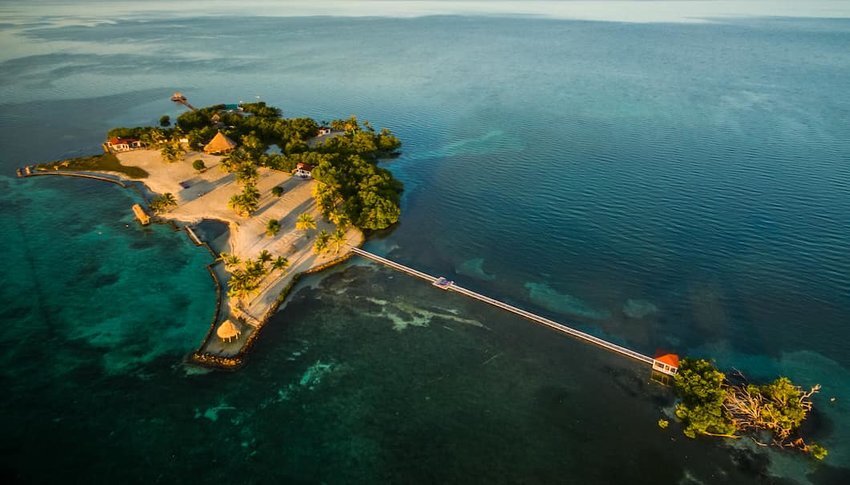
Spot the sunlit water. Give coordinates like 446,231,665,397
1,5,849,483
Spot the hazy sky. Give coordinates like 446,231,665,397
3,1,850,24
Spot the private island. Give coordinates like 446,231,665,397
19,95,828,460
25,95,402,369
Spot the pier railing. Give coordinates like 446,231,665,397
351,248,655,366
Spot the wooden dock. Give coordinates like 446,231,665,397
132,204,150,225
351,248,663,369
17,166,127,187
171,92,197,111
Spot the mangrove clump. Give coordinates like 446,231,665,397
674,358,827,459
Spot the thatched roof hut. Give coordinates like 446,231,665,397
204,131,237,154
216,319,241,342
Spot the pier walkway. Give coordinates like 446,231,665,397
351,248,656,367
17,166,127,187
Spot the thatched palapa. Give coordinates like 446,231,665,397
216,319,241,342
204,131,237,154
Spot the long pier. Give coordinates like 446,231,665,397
351,248,658,367
17,166,127,187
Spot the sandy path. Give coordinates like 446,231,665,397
117,149,363,356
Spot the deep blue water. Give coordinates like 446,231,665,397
1,7,849,484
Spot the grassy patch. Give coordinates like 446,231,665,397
37,153,148,179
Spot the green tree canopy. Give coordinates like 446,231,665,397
149,193,177,214
295,212,316,233
673,358,825,458
266,219,281,237
313,230,330,254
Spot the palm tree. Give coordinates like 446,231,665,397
272,256,289,272
329,227,347,254
258,249,273,265
146,128,166,146
235,163,259,185
295,212,316,235
160,138,186,163
266,219,281,237
227,270,252,301
313,230,330,254
150,192,177,214
219,252,241,270
244,258,267,279
220,149,247,173
228,183,260,217
161,193,177,207
242,183,260,214
228,193,245,215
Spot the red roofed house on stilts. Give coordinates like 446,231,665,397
652,352,680,376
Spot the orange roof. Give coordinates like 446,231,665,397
216,319,241,340
204,131,237,154
654,353,680,368
110,137,138,145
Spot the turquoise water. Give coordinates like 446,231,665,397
1,6,850,483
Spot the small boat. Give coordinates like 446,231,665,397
432,277,454,290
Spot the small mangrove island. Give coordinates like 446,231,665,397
30,98,402,369
670,358,827,460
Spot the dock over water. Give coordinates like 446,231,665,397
351,248,675,373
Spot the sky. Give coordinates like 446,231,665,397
2,1,850,24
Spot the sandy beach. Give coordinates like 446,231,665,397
116,149,364,359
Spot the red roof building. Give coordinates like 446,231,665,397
107,137,141,151
652,352,680,376
294,163,314,178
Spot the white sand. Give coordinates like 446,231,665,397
116,149,364,356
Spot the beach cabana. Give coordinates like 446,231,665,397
216,319,242,343
204,131,238,155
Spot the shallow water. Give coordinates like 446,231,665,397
1,5,849,483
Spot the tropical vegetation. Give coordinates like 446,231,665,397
313,230,330,254
295,212,316,235
329,228,347,253
149,193,177,214
36,153,148,179
228,183,260,217
104,102,403,229
265,219,281,237
225,251,289,301
673,358,826,459
159,138,186,163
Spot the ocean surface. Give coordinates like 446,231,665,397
1,2,849,483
